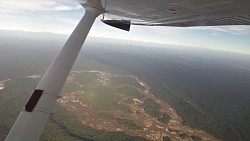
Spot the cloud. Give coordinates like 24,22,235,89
42,14,80,25
130,25,250,37
0,0,82,13
0,0,84,34
186,25,250,35
52,4,82,11
208,26,250,35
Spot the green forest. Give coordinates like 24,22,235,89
1,35,250,141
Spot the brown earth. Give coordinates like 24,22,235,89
58,71,220,141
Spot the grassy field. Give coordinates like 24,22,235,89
97,114,116,121
116,119,142,130
76,72,97,86
62,82,81,94
83,90,132,113
115,86,145,100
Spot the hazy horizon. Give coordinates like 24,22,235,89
1,29,250,56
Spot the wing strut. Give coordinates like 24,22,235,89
5,5,103,141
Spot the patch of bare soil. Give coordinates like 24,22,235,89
58,71,219,141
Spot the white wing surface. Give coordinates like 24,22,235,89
80,0,250,26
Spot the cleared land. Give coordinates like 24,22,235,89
58,71,219,141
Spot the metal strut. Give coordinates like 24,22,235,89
5,6,103,141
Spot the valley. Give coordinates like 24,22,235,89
58,71,219,141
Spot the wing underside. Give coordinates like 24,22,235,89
90,0,250,27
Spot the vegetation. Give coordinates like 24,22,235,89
1,32,250,141
168,128,179,133
191,135,202,141
0,78,147,141
142,98,161,118
111,76,137,86
115,86,145,100
83,90,132,113
111,76,145,90
42,105,147,141
76,72,97,86
163,136,171,141
97,114,116,121
179,133,189,139
62,82,81,94
158,113,171,124
81,43,250,141
0,78,38,140
97,114,142,130
116,119,142,130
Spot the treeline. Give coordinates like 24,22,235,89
158,113,170,124
142,98,161,117
42,105,147,141
116,119,142,130
142,98,170,124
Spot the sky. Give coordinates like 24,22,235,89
0,0,250,54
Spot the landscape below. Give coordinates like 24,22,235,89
0,71,217,141
59,71,218,141
0,31,250,141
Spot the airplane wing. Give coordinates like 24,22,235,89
82,0,250,27
5,0,250,141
